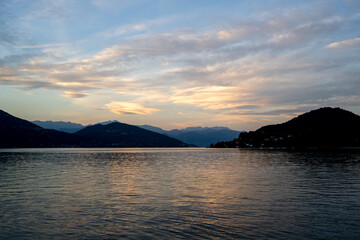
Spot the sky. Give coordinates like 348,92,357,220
0,0,359,131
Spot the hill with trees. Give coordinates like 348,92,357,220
211,107,360,149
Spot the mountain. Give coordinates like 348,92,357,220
167,127,242,147
0,110,83,147
137,124,168,135
31,120,120,133
32,120,85,133
137,125,242,147
74,122,189,147
212,107,360,148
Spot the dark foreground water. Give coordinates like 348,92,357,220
0,148,360,239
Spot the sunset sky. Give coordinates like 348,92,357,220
0,0,359,130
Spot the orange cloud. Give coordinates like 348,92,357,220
105,101,160,115
170,86,251,110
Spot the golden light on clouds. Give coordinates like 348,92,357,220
83,46,124,63
171,86,250,110
105,101,160,115
326,37,360,49
61,91,88,98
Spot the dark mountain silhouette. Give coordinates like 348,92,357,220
74,122,189,147
138,125,242,147
0,110,83,147
212,107,360,148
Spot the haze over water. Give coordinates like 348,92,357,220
1,148,360,239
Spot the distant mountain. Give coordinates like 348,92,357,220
212,107,360,148
137,124,168,135
31,120,120,133
32,120,85,133
0,110,83,147
137,125,242,147
74,122,189,147
166,127,243,147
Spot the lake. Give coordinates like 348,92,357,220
0,148,360,239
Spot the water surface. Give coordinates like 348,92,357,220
1,148,359,239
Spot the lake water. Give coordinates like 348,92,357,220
0,148,360,239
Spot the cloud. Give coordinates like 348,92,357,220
0,0,68,47
170,85,254,111
0,53,39,66
345,0,360,8
105,101,160,115
133,24,146,31
61,91,88,98
92,0,145,11
326,37,360,49
226,106,316,116
15,43,65,49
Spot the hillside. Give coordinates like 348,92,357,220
0,110,83,147
212,107,360,148
74,122,189,147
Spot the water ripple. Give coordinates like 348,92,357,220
1,148,360,239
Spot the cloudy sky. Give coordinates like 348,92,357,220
0,0,359,130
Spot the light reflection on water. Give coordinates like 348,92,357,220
0,148,360,239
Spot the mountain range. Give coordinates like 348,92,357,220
32,121,242,147
0,110,188,148
212,107,360,148
137,125,242,147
